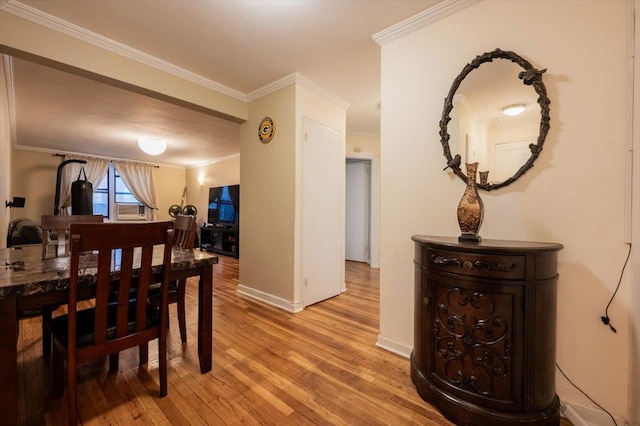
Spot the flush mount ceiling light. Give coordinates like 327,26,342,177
502,104,526,116
138,137,166,155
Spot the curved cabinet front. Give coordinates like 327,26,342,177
411,236,563,426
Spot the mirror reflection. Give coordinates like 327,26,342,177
450,59,539,184
440,49,550,191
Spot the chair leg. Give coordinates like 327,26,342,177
177,278,187,344
159,333,167,397
67,355,78,426
42,307,52,358
109,353,119,372
51,346,64,398
139,343,149,366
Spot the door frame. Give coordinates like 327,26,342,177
346,153,379,268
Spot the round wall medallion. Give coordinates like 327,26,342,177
258,116,275,143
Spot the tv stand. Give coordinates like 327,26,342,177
200,225,239,258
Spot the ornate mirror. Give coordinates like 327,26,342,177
440,48,550,191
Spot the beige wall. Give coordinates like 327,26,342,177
238,80,347,308
0,11,247,122
240,85,297,302
185,155,240,226
153,165,187,221
10,149,60,221
0,57,11,247
346,133,380,157
380,0,631,420
9,148,186,223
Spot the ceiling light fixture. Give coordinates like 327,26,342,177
138,137,167,155
502,104,526,116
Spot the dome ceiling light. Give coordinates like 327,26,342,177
502,104,526,116
138,137,167,155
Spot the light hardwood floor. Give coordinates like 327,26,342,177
16,257,571,425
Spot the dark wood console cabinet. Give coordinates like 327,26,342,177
200,226,239,258
411,236,563,426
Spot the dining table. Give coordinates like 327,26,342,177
0,243,218,426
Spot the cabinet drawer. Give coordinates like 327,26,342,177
426,248,525,280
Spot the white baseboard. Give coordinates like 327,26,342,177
561,400,628,426
375,334,412,358
236,284,303,313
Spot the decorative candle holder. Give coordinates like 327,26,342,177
457,162,484,242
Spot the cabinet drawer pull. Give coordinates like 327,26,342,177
423,297,430,306
431,255,462,267
473,260,518,272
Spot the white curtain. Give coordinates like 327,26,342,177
59,155,110,214
114,160,159,220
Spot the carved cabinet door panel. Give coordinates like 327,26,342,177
422,270,525,412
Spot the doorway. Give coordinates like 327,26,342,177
345,154,378,268
302,119,344,307
345,159,370,263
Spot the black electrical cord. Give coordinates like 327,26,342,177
556,363,617,426
600,243,632,333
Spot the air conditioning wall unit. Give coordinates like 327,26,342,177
115,204,147,221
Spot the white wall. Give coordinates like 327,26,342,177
379,0,632,420
294,84,347,306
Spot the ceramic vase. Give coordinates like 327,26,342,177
457,162,484,242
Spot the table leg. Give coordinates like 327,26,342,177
198,264,213,373
0,297,18,426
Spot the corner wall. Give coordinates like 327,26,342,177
239,85,297,305
185,156,240,227
0,56,11,245
294,84,347,305
380,0,631,419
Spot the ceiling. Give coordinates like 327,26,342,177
3,0,443,167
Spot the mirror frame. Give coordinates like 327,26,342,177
439,48,550,191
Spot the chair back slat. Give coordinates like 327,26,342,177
41,214,104,258
115,247,135,338
136,244,155,329
93,249,113,345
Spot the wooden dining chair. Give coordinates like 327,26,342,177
49,222,174,425
25,214,105,358
41,214,104,259
167,214,196,343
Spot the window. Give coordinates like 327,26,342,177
114,168,142,204
93,174,109,216
218,187,236,222
92,164,144,219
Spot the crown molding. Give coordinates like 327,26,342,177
1,0,351,112
246,73,297,102
452,93,478,123
247,72,350,110
372,0,482,46
0,0,247,101
296,74,350,110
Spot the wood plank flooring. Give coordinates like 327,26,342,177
16,257,572,425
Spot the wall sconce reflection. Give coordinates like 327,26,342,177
197,175,205,186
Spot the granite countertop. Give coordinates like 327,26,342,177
0,245,218,300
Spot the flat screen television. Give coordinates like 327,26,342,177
208,185,239,226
